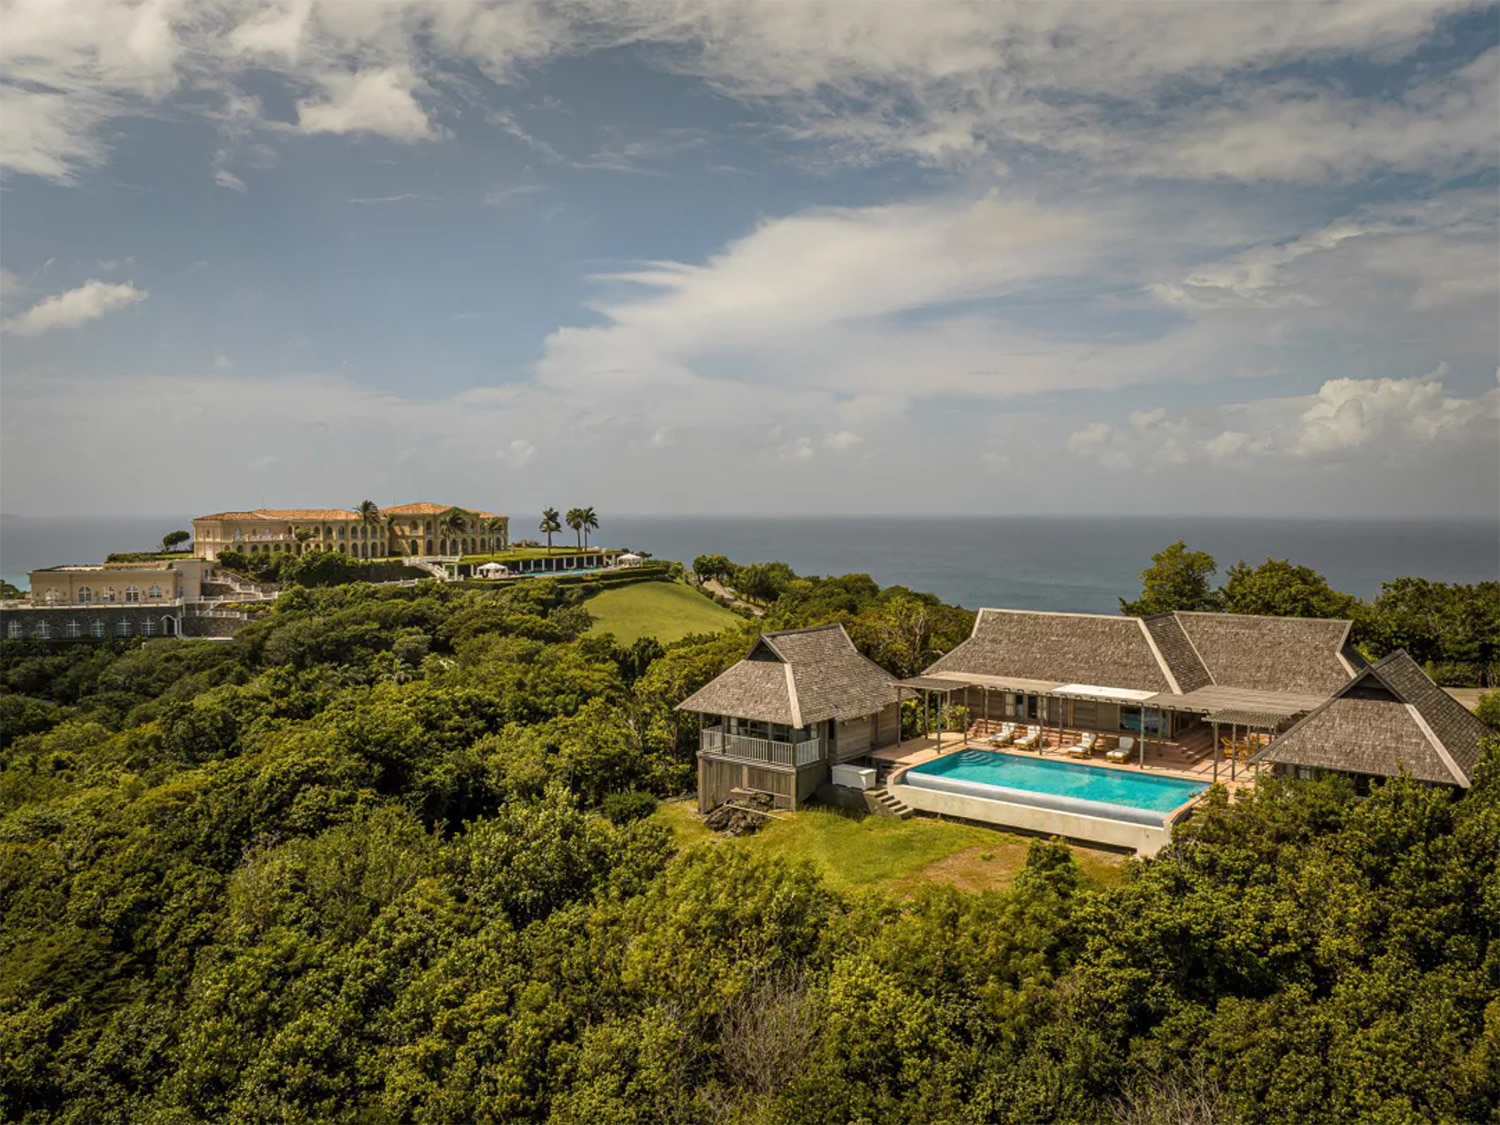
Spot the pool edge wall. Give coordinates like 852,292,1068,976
889,778,1170,856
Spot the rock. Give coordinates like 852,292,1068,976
704,789,776,836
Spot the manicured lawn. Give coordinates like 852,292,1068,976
655,800,1127,898
584,580,740,644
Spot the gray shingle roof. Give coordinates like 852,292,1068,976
925,609,1179,693
1173,611,1357,695
1254,650,1491,786
676,624,898,726
1144,614,1214,693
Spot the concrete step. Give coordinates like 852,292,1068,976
866,787,915,819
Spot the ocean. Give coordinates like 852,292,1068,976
3,513,1496,613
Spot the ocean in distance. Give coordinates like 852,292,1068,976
4,513,1496,614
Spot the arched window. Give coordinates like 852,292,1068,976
426,538,434,554
115,619,132,637
63,620,82,638
43,590,61,605
337,525,345,538
34,620,51,639
124,586,141,603
425,520,433,534
7,621,23,639
77,586,92,604
409,539,420,555
103,587,117,603
140,618,156,637
147,585,163,599
90,619,105,638
162,617,177,636
324,525,333,537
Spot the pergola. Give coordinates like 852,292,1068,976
892,672,1323,774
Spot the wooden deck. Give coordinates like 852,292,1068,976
867,721,1265,793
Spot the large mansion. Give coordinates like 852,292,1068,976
192,502,509,561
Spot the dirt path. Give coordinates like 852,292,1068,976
702,578,765,617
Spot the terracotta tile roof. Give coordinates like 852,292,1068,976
1254,650,1490,786
195,508,357,521
384,502,507,519
677,624,898,726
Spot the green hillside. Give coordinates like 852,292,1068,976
584,579,739,644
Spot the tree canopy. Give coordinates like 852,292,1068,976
1118,540,1221,615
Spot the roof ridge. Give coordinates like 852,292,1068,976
1403,701,1470,787
1168,611,1217,686
1137,618,1183,695
784,663,804,728
978,606,1134,621
764,623,847,638
1174,609,1354,626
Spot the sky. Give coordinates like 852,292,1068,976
1,0,1497,520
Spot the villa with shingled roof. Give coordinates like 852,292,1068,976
192,502,507,561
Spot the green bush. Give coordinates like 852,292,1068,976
1477,690,1500,731
601,790,659,825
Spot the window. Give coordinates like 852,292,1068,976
77,586,92,604
43,590,61,605
115,619,132,637
63,620,82,638
91,619,105,638
34,621,51,639
103,587,117,603
124,586,140,603
140,618,156,637
7,621,22,639
337,525,345,538
147,585,163,599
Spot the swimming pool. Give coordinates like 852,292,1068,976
902,750,1206,827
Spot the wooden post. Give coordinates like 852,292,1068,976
1231,722,1237,780
1213,720,1219,782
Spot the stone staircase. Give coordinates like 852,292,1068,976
402,557,456,582
866,787,914,820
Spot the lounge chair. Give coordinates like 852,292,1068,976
1013,725,1042,750
987,722,1017,747
1065,731,1098,758
1105,735,1135,764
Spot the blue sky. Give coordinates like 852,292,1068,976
1,0,1497,519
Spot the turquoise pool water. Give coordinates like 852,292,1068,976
905,750,1206,818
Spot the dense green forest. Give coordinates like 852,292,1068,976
3,569,1498,1123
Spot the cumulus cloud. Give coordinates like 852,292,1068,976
1068,369,1499,471
295,67,440,140
824,430,863,451
2,279,147,335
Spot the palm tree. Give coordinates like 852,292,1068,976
438,508,469,555
357,499,382,555
580,506,598,548
539,507,561,551
386,514,403,557
565,507,585,549
293,526,316,555
485,517,507,551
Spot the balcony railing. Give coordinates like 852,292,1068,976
700,728,823,768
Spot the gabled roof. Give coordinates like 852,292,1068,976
1173,611,1361,695
1254,650,1491,787
676,623,898,727
920,607,1362,703
925,608,1180,694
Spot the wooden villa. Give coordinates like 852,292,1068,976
677,624,901,811
895,608,1364,779
1253,650,1489,788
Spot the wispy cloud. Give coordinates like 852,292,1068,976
482,183,544,206
2,279,147,336
346,192,440,205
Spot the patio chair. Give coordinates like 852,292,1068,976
1065,731,1098,758
1013,725,1042,750
987,722,1017,747
1106,735,1136,763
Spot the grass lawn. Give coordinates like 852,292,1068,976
655,800,1127,898
462,545,622,564
585,580,740,645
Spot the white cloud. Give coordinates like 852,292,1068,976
2,279,146,335
1068,369,1499,471
0,0,1489,186
212,353,232,370
213,167,247,192
483,183,544,206
295,66,441,140
498,438,536,467
824,430,863,451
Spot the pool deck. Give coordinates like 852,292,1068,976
872,730,1257,796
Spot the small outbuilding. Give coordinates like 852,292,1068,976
475,562,511,579
677,623,901,811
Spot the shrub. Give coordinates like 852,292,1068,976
601,790,659,825
1477,690,1500,732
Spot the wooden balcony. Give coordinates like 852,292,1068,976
699,727,823,768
